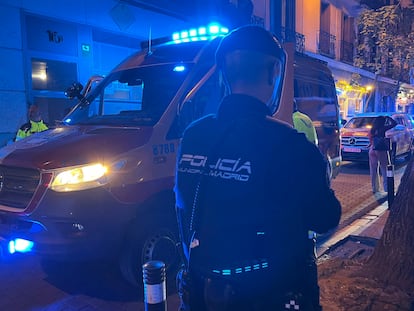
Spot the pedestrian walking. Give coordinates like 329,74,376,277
368,115,397,193
175,25,341,311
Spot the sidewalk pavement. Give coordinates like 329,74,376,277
317,160,408,258
317,200,389,257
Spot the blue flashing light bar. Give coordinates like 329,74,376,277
172,23,229,44
8,238,34,254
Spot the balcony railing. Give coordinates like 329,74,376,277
318,30,336,59
251,15,265,27
274,27,305,54
340,40,354,64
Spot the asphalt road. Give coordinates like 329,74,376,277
0,160,408,311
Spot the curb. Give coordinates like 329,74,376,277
316,201,389,258
316,160,407,259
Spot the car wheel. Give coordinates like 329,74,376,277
119,217,179,288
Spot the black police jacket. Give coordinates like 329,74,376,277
175,94,341,286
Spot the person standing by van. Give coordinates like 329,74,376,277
293,100,318,146
15,104,48,141
369,115,397,193
175,25,341,311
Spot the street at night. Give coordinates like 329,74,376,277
1,0,414,309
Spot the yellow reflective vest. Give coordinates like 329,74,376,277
15,120,48,141
292,111,318,146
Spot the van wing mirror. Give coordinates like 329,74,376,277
65,82,84,100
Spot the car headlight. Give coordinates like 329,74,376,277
50,163,108,192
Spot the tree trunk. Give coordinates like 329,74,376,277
365,158,414,291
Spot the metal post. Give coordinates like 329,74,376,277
387,164,395,208
143,260,167,311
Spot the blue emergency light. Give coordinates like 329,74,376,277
8,238,34,254
173,65,186,72
172,23,229,44
140,23,229,49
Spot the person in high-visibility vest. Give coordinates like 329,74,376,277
15,105,48,141
292,101,318,146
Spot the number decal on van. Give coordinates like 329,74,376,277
152,143,175,156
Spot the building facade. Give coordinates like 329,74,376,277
1,0,413,145
254,0,414,121
0,0,193,145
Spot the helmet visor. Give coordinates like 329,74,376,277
267,56,286,115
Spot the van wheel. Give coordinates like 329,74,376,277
119,219,179,288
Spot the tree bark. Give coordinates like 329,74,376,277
365,158,414,291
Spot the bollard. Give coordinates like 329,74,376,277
386,164,395,208
143,260,167,311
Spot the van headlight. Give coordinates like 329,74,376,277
50,163,108,192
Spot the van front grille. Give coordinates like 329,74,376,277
0,165,40,209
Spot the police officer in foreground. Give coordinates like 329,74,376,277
175,25,341,311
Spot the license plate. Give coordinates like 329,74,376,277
343,147,361,153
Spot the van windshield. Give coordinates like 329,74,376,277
63,63,192,126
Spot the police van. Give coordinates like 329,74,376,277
293,52,341,180
0,24,340,286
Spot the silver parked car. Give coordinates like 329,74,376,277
340,112,414,163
